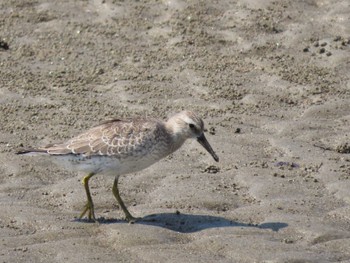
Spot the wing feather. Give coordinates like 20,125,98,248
43,118,162,157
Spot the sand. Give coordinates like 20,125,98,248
1,0,350,262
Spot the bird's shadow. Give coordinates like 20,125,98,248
79,212,288,233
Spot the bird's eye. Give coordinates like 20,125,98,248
189,123,195,129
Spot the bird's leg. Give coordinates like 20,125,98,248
112,176,139,223
79,172,96,221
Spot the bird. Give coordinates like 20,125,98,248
17,111,219,222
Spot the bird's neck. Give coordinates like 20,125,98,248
164,121,188,152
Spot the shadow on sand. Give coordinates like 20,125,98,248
79,212,288,233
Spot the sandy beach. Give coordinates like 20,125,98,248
1,0,350,262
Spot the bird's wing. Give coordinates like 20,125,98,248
43,119,160,157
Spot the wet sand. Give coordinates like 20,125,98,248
1,0,350,262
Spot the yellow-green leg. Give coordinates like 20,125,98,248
79,172,96,221
112,176,139,223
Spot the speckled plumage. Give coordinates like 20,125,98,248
42,118,174,175
17,111,219,222
46,118,169,157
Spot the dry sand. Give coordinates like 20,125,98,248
1,0,350,262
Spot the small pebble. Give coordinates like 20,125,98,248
0,40,9,50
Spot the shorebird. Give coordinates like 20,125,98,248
17,111,219,222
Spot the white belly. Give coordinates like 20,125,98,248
52,154,162,175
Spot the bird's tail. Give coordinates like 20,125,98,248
16,148,48,155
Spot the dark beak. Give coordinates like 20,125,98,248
197,133,219,162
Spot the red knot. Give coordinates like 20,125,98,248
17,111,219,222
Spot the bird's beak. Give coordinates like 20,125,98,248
197,133,219,162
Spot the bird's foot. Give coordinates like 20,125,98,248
79,201,96,222
125,214,141,224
